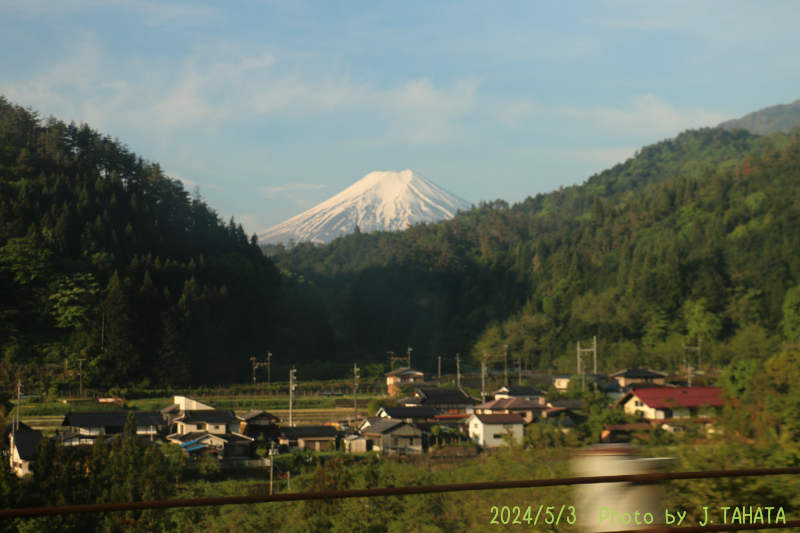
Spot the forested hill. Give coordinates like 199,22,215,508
0,97,334,389
272,127,800,374
719,98,800,135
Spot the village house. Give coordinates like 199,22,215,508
465,413,525,447
610,369,668,388
553,374,607,392
614,386,724,424
397,387,479,414
167,406,255,460
385,367,426,396
492,385,547,404
238,409,281,439
279,426,340,452
161,395,215,425
59,411,166,445
9,426,43,477
474,397,546,423
547,399,584,412
169,431,255,460
174,410,240,435
360,419,426,454
357,417,383,433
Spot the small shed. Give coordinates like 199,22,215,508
343,434,369,453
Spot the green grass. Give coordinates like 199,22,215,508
18,402,127,417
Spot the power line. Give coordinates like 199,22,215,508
0,467,798,519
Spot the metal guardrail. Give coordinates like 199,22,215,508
0,466,798,523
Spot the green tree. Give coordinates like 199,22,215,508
781,285,800,342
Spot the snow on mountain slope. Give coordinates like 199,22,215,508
258,170,471,245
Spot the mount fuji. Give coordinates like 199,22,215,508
258,170,471,245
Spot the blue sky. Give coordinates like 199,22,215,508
2,1,799,234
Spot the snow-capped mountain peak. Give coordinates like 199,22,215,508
258,170,471,245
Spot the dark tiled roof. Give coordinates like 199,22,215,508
476,398,544,410
178,410,237,424
495,386,547,397
379,406,438,419
239,409,280,422
50,432,82,444
611,369,667,379
13,429,43,460
399,387,479,406
604,423,651,431
547,399,584,410
168,431,230,443
471,414,526,425
545,417,576,428
280,426,339,439
62,411,165,429
226,433,255,443
4,421,32,441
360,419,405,435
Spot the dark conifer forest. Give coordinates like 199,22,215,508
0,97,335,389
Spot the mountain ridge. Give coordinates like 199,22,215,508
258,170,471,245
719,98,800,134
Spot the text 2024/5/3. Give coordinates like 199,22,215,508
489,505,576,525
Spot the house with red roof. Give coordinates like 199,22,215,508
614,386,724,422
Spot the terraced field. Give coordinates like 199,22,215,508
16,405,368,435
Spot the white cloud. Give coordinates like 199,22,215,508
261,182,326,198
1,0,219,28
560,95,729,137
168,172,226,192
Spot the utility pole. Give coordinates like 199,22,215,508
289,367,296,427
516,359,522,386
251,357,269,386
482,350,506,397
481,355,487,403
438,356,441,383
267,351,272,386
682,338,702,371
11,380,21,455
577,338,596,375
269,440,275,495
581,357,586,392
353,364,360,421
78,358,85,398
455,353,461,388
503,345,509,387
388,349,411,369
15,380,21,431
